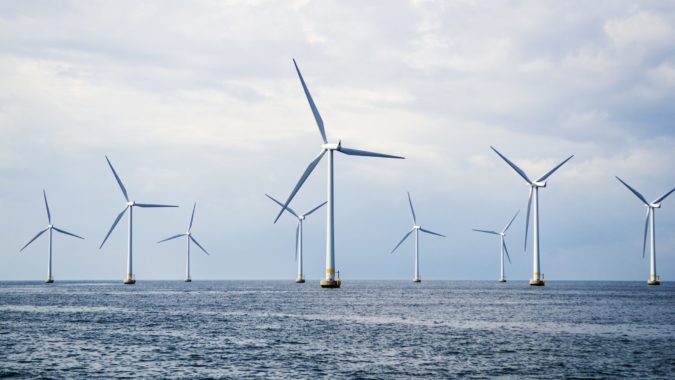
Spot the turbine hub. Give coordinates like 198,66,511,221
299,215,305,220
127,201,134,206
414,225,421,230
650,203,661,209
532,181,547,188
48,224,53,229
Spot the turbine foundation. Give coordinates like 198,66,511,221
320,279,340,288
499,278,506,283
45,277,54,284
648,279,661,286
295,276,305,283
413,278,421,283
185,277,192,283
529,279,545,286
123,274,136,285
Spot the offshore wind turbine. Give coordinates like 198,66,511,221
273,59,405,288
391,192,445,283
267,194,326,283
20,190,84,283
157,203,210,282
616,177,675,286
99,156,178,284
473,210,519,282
491,147,573,286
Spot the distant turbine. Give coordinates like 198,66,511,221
391,192,445,283
20,190,84,283
157,203,210,282
99,156,178,284
267,194,326,283
616,176,675,286
491,146,573,286
273,59,405,288
473,210,519,282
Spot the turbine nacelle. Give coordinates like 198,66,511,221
299,215,306,221
532,181,547,188
413,225,421,230
322,141,341,151
127,201,135,207
649,203,661,209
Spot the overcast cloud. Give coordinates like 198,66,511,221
1,0,674,281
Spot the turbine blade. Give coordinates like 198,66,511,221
303,201,327,217
391,228,414,253
653,187,675,205
295,223,300,263
99,206,128,249
338,146,404,159
265,194,299,218
643,208,650,259
615,176,649,205
134,203,179,208
189,235,210,256
503,239,512,264
420,228,445,237
536,155,574,182
20,228,49,252
293,59,328,144
407,192,417,225
43,190,51,224
105,156,129,202
157,233,185,244
472,229,499,235
188,203,197,232
273,149,327,223
52,227,84,240
524,187,533,251
490,146,531,184
502,210,520,233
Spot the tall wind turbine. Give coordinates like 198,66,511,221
20,190,84,283
157,203,210,282
267,194,326,283
616,176,675,286
273,59,405,288
473,210,519,282
99,156,178,284
491,146,573,286
390,192,445,283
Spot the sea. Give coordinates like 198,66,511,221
0,280,674,379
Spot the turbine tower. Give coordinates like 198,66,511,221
157,203,210,282
273,59,405,288
390,192,445,283
491,147,573,286
20,190,84,283
267,194,326,283
99,156,178,284
616,176,675,286
472,210,519,282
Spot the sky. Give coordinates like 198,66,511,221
1,0,675,281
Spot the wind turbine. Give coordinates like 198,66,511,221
491,146,573,286
473,210,519,282
99,156,178,284
266,194,326,283
157,203,210,282
390,192,445,283
20,190,84,283
616,176,675,286
273,59,405,288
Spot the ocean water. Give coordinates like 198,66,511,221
0,280,674,379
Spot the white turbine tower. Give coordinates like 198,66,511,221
472,210,519,282
267,194,326,283
99,156,178,284
390,192,445,283
157,203,210,282
491,146,573,286
273,59,405,288
616,176,675,286
20,190,84,283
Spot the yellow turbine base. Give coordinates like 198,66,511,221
320,279,340,288
529,279,545,286
648,280,661,286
